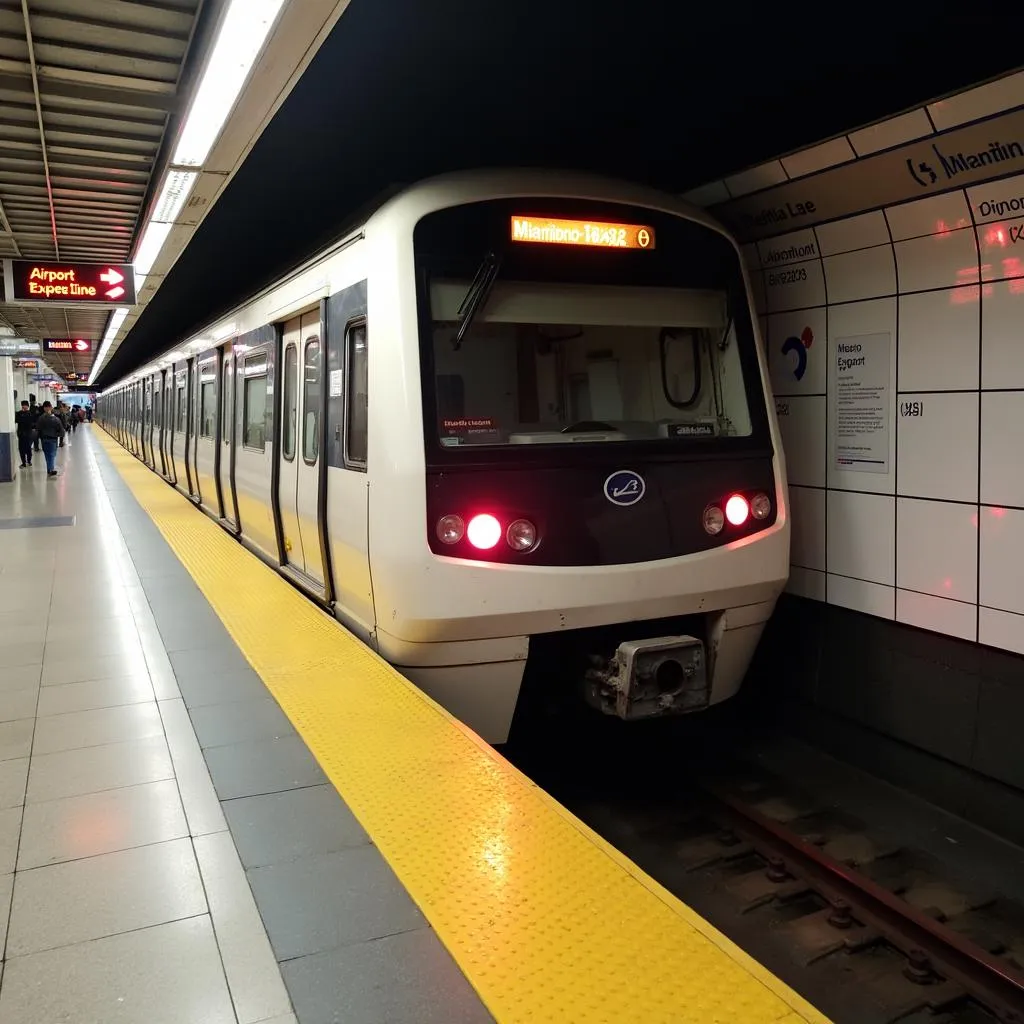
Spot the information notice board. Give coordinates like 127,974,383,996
830,332,891,474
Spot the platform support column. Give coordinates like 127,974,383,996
0,356,15,482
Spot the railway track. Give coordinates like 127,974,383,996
507,718,1024,1024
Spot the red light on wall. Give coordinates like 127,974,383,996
467,514,502,549
724,495,749,526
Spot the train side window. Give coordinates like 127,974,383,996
346,321,368,467
176,383,187,432
243,352,268,451
200,366,217,438
283,346,297,460
222,358,232,439
303,337,320,463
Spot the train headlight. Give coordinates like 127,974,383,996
466,513,502,549
703,505,724,535
725,494,750,526
506,518,537,552
751,492,771,520
436,514,464,544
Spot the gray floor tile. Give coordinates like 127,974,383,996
159,619,237,653
0,757,28,808
7,837,206,956
32,701,165,755
247,845,426,961
0,719,34,762
158,701,228,836
41,650,150,685
0,687,37,723
0,639,44,667
0,622,47,646
0,917,236,1024
43,633,145,664
189,695,295,749
176,667,269,708
169,645,254,680
26,734,173,803
0,607,48,628
281,928,494,1024
36,674,155,716
204,734,327,801
0,805,20,873
193,832,293,1024
19,779,188,869
223,785,369,869
43,610,135,639
0,869,11,958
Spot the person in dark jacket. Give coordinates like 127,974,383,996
35,401,65,477
14,400,34,467
28,395,40,451
56,403,69,447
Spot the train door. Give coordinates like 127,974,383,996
165,370,175,478
195,356,219,515
144,377,154,466
218,347,239,530
187,359,200,500
277,319,305,570
135,381,143,458
296,312,326,589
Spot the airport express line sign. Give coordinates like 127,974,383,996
2,260,136,307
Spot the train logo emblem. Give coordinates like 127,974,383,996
780,326,814,381
604,470,646,506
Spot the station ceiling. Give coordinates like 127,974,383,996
74,2,1017,386
0,0,222,378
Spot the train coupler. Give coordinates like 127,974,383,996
582,635,709,720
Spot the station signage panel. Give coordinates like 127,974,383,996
2,260,136,306
44,338,93,353
14,359,38,369
0,338,40,356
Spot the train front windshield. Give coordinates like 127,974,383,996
413,199,771,458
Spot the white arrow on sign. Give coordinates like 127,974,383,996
73,339,89,351
99,268,123,286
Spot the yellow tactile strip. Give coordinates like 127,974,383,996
97,429,831,1024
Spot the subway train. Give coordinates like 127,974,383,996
97,169,790,743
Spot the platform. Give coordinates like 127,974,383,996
0,426,832,1024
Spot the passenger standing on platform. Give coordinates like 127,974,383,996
14,400,34,468
28,395,40,452
35,401,65,478
56,403,69,447
69,404,79,437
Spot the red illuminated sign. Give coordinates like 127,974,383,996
44,339,93,353
3,260,136,306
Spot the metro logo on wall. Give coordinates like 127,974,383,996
2,260,136,307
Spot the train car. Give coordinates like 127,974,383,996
97,169,790,744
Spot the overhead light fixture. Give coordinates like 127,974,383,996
151,169,199,223
87,307,130,386
90,0,284,385
133,221,173,277
172,0,287,167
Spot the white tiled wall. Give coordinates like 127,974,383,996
752,170,1024,656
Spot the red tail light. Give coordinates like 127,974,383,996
724,494,749,526
466,513,502,549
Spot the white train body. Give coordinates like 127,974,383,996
98,170,790,743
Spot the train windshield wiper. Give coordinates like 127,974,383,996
453,251,500,350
